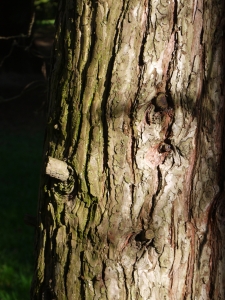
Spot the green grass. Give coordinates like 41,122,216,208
0,129,44,300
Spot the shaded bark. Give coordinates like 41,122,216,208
31,0,225,299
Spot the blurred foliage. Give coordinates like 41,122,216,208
0,1,53,300
0,129,44,299
34,0,57,22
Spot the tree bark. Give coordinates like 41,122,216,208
31,0,225,299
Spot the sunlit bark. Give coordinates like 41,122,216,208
31,0,225,299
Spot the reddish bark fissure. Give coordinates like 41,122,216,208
31,0,225,299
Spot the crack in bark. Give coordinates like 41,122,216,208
130,0,151,224
149,166,162,222
121,264,129,299
64,231,72,298
79,251,87,299
43,226,58,299
138,0,151,67
172,0,178,34
101,2,129,173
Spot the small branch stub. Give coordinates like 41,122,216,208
46,156,69,181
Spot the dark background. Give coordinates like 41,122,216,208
0,1,57,298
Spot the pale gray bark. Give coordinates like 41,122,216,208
46,157,70,181
31,0,225,299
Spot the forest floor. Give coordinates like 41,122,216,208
0,25,54,300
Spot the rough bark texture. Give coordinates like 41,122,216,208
31,0,225,299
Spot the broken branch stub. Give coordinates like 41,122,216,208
46,156,69,181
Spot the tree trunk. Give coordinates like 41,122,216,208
31,0,225,299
